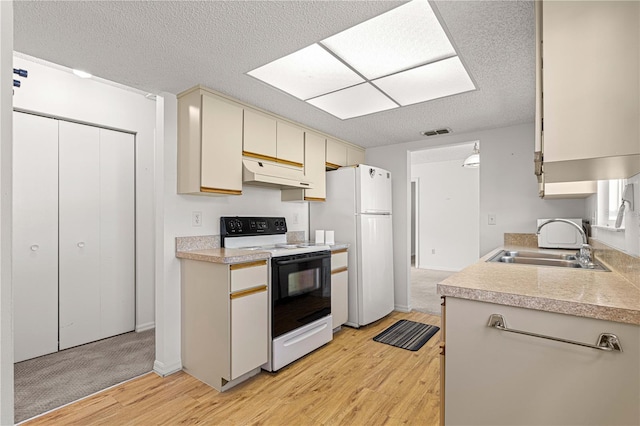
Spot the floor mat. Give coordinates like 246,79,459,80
373,319,440,351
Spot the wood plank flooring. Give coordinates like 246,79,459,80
24,311,441,425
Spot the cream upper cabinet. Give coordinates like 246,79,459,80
276,121,304,167
347,146,366,166
326,138,348,170
539,1,640,183
177,87,243,195
243,109,277,160
243,109,304,168
281,131,326,202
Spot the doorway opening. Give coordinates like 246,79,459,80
409,142,480,315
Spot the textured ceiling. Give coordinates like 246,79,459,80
13,1,535,149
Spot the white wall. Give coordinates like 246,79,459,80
585,172,640,257
366,122,586,312
154,93,309,375
412,158,479,271
12,54,157,331
0,2,13,422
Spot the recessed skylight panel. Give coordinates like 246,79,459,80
373,56,475,106
321,0,456,80
306,83,398,120
247,44,364,100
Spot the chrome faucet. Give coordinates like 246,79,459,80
536,219,592,265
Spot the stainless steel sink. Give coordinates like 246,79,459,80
487,250,609,271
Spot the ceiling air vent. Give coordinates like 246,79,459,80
420,128,452,137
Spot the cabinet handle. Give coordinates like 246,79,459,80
77,242,85,248
230,285,267,300
487,314,622,352
30,244,39,251
331,267,348,275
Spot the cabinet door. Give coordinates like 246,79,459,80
543,1,639,162
98,128,135,339
276,121,304,167
303,132,326,201
230,287,268,380
346,146,365,166
243,108,277,159
331,247,348,329
445,297,640,425
13,112,59,362
326,138,347,169
201,94,243,194
59,121,101,350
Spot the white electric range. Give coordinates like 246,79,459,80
221,216,333,371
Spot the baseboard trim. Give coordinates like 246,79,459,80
135,322,155,332
394,304,411,313
153,360,182,377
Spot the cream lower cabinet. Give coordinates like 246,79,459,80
177,87,243,195
330,249,348,329
443,297,639,426
181,259,268,391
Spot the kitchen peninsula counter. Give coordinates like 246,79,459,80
438,246,640,325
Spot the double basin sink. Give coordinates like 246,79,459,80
488,250,609,271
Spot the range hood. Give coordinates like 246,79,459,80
242,158,313,189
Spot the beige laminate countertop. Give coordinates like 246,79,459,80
437,246,640,325
176,248,270,264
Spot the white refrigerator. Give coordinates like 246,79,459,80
310,165,394,327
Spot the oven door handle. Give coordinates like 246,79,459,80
273,254,329,265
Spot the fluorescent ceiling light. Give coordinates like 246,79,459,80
72,69,92,79
247,44,364,100
307,83,397,120
246,0,475,119
374,56,475,106
321,0,455,80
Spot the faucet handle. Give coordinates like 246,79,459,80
579,243,593,265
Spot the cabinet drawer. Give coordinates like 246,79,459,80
331,251,348,271
230,261,268,293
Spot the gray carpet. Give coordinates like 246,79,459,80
15,329,155,423
373,320,440,351
411,268,456,315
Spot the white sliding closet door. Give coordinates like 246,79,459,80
13,112,59,362
59,121,101,349
59,122,135,349
98,128,135,339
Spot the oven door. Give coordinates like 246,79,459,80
271,251,331,338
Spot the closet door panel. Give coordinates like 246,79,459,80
12,112,59,362
59,121,101,350
99,129,135,339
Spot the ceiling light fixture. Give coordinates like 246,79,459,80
246,0,475,120
72,69,92,79
462,142,480,168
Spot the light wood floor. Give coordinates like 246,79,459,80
25,311,441,425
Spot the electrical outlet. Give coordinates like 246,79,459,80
488,214,497,225
192,211,202,227
292,212,299,225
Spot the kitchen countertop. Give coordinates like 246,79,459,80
176,242,349,264
438,246,640,325
176,248,270,264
